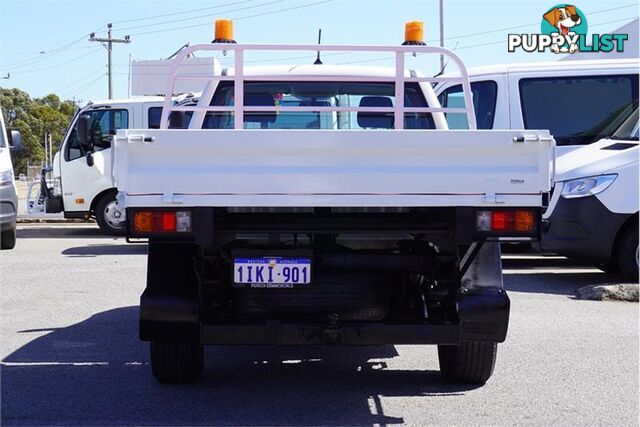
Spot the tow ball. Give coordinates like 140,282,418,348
322,313,342,344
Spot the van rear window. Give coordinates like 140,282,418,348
519,74,639,146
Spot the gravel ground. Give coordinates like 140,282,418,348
576,284,639,301
1,225,638,426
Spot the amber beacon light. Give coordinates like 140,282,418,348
212,19,236,43
402,21,426,45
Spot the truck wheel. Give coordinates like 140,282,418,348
438,341,497,384
1,228,16,250
150,341,204,384
617,223,639,282
95,192,126,236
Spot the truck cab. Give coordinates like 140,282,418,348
43,97,165,234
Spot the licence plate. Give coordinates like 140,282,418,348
233,257,311,288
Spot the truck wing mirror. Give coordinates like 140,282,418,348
76,114,92,150
9,130,23,152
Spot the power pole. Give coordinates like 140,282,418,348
127,53,132,98
439,0,445,71
48,133,53,167
43,133,49,166
89,23,130,99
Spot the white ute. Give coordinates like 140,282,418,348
100,23,555,385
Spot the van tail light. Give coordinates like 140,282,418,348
476,209,538,237
132,210,192,235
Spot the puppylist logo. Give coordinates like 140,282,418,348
508,4,628,54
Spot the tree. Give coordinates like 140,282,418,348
0,88,76,174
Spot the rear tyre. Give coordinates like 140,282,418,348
1,228,16,250
150,341,204,384
438,341,497,384
95,192,126,236
617,223,639,282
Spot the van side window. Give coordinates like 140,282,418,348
66,109,128,161
148,106,193,129
519,74,639,146
438,80,498,129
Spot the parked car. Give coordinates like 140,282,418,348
0,108,23,249
436,59,639,156
106,24,554,385
541,106,639,280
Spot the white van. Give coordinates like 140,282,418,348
0,108,23,249
541,107,639,280
38,96,196,235
436,59,639,155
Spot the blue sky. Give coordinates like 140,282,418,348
0,0,637,102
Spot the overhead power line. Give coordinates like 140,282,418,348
8,48,102,74
1,25,105,71
236,1,332,22
113,0,284,33
455,15,639,51
1,35,88,69
124,0,333,37
61,74,107,98
111,0,260,25
0,46,95,57
431,2,639,43
56,65,106,92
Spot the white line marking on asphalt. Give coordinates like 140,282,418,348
503,269,600,274
1,361,109,366
367,397,379,415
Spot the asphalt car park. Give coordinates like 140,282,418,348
1,224,638,426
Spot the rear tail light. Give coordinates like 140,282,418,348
132,210,192,234
476,210,535,233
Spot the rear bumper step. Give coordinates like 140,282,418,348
200,322,460,345
140,288,510,345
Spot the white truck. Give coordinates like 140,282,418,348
96,38,554,384
34,95,200,234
